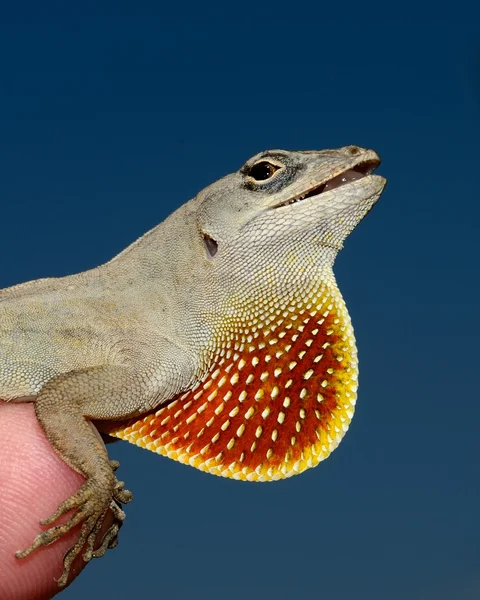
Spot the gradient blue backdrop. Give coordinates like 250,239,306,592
1,3,479,599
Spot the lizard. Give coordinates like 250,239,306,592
1,145,386,587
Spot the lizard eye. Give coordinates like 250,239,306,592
247,161,279,181
202,234,218,259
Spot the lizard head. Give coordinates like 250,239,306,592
192,145,385,268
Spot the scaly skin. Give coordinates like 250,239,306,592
1,146,386,586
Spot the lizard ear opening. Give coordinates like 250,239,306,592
202,233,218,259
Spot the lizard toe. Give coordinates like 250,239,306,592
113,476,133,504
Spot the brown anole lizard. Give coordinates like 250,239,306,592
1,146,386,586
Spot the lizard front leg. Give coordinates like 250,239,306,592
15,366,149,587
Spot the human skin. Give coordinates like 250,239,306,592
0,403,112,599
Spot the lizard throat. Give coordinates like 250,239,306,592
108,283,358,482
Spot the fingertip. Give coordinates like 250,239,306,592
0,402,87,599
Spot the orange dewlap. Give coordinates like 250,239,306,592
107,289,358,482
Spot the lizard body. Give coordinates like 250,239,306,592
2,146,386,586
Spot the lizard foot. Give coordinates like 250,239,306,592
16,473,132,587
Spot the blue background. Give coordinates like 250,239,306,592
1,3,479,599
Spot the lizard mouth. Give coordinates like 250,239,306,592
278,159,381,207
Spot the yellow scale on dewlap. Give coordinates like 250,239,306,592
109,283,358,482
